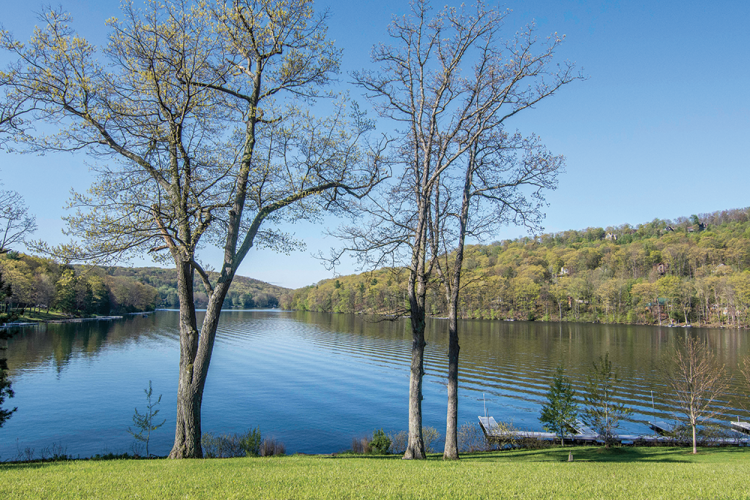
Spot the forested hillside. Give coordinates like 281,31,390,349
109,267,287,309
0,253,288,316
0,253,158,315
281,208,750,327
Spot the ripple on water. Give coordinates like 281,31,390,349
2,311,750,457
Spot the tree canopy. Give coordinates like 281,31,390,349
0,0,384,458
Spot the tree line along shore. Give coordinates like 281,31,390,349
0,253,287,319
4,207,749,327
281,207,750,328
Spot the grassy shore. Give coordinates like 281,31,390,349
3,447,750,499
3,309,72,322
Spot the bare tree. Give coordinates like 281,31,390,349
0,189,36,253
663,336,728,454
335,0,574,459
1,0,384,458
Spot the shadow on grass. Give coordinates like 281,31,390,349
457,446,750,463
328,453,407,460
329,452,463,461
0,461,66,471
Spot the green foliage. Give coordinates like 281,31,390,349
0,253,157,316
539,366,578,445
108,266,287,310
54,268,77,314
581,353,632,446
240,427,262,457
201,428,262,458
127,381,166,457
0,252,285,316
282,207,750,327
369,429,391,454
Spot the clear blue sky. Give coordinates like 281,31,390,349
2,0,749,288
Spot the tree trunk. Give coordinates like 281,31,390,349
167,260,232,459
440,156,472,461
404,222,428,460
692,423,697,454
169,258,202,458
443,309,460,459
403,321,426,459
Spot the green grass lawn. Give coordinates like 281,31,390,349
3,447,750,499
15,309,74,322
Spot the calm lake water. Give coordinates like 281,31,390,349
2,310,749,459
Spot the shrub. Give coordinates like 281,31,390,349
698,423,737,446
201,427,262,458
457,422,488,452
369,429,391,454
240,427,262,457
351,436,371,454
516,435,553,450
388,430,408,454
39,442,70,461
259,438,285,456
201,433,243,458
422,426,442,453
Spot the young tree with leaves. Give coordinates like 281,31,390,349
581,353,631,447
1,0,384,458
539,365,578,445
664,336,728,454
128,380,166,457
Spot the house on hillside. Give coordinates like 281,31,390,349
605,232,618,241
646,298,669,323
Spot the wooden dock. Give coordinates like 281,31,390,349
479,416,750,447
0,322,38,328
648,421,676,436
730,420,750,434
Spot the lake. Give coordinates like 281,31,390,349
2,310,749,459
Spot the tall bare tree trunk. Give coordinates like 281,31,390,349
169,259,231,458
692,422,697,454
404,318,427,459
169,258,202,458
441,161,471,461
404,213,428,460
443,307,460,459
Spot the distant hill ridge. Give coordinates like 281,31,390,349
104,266,289,309
280,207,750,328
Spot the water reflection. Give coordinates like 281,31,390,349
2,311,749,459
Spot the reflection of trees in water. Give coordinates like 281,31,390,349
287,312,750,421
6,311,750,421
5,314,180,374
